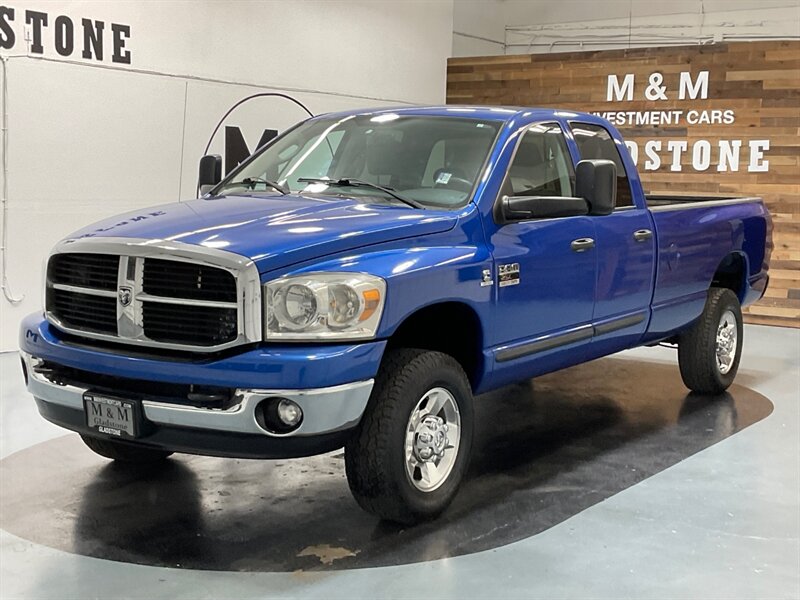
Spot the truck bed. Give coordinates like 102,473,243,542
643,194,769,341
646,195,759,208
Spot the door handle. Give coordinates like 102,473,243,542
633,229,653,242
571,237,595,252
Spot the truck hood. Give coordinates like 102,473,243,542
68,194,459,273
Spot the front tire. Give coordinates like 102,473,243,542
345,349,474,524
81,435,173,463
678,287,743,394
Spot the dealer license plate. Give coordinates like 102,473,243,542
84,393,139,438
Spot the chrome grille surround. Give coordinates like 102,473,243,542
45,237,262,353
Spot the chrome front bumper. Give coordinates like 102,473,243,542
21,352,374,438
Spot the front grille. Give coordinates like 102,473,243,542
48,253,119,290
45,250,246,351
142,302,238,346
47,289,117,334
143,258,238,302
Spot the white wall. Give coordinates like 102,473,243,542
452,0,506,56
452,0,800,56
0,0,454,350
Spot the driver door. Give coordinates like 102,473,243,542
488,122,597,383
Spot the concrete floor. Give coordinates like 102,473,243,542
1,324,798,599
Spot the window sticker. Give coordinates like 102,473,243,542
436,172,452,184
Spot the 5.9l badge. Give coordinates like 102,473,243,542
498,263,520,287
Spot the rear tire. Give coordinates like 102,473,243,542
81,435,173,463
678,287,743,394
344,349,474,524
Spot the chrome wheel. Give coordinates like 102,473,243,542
404,387,461,492
716,309,738,375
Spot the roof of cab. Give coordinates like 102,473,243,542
314,105,600,124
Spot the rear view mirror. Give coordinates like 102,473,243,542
576,159,617,215
500,195,589,222
198,154,222,196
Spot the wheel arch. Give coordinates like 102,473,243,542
711,251,749,303
385,301,484,391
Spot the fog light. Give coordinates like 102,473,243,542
277,399,302,426
256,397,304,434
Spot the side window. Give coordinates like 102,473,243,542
569,122,634,208
503,123,574,198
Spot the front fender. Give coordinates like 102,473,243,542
285,245,494,340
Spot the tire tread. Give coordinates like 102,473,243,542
678,287,742,394
345,348,471,523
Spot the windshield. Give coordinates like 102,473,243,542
214,114,501,209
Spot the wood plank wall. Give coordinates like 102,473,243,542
447,41,800,328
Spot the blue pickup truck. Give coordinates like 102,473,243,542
20,106,771,523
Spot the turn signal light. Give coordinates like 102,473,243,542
360,288,381,322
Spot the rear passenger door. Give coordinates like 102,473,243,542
569,122,656,350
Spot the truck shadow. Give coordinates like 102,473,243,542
0,357,773,572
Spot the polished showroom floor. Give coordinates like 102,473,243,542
1,324,798,599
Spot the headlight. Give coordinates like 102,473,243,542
264,273,386,340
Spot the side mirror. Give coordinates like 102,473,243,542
197,154,222,196
576,159,617,215
500,195,589,222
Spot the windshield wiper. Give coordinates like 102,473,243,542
298,177,425,209
219,177,288,195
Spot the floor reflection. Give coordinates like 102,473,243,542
0,357,772,572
